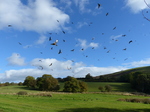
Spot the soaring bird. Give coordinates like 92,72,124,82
129,40,133,44
123,48,127,50
62,31,65,34
18,42,22,45
51,40,58,46
113,27,116,30
97,3,101,8
49,37,52,41
71,49,74,51
122,34,126,37
8,25,12,27
58,49,62,54
38,66,43,70
49,63,52,66
106,12,109,16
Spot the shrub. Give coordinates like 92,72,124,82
98,86,104,92
17,91,28,95
36,74,59,91
36,93,52,97
117,98,150,104
63,77,88,93
105,85,112,92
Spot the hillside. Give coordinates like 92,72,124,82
95,66,150,82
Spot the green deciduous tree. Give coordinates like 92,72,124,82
63,76,88,93
23,76,36,88
36,74,59,91
105,85,112,92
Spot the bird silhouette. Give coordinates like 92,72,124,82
58,49,62,54
8,25,12,27
51,40,58,46
49,63,52,66
113,27,116,30
62,31,65,34
97,3,101,8
49,37,52,41
106,12,109,16
123,48,127,50
18,42,22,45
129,40,133,44
71,49,74,51
122,35,126,37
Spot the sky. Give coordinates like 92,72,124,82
0,0,150,82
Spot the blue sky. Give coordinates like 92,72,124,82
0,0,150,82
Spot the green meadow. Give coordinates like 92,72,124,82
0,82,150,112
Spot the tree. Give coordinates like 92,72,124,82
23,76,36,88
36,74,59,91
79,80,88,92
63,77,88,93
85,73,93,82
105,85,112,92
98,86,104,92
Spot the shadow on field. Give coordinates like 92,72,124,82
58,107,150,112
14,86,38,91
112,83,134,92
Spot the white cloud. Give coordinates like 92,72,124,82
35,35,47,44
73,0,91,13
0,57,127,82
0,0,69,33
125,0,150,13
110,34,123,40
77,22,88,28
7,53,26,66
123,58,150,67
77,39,99,49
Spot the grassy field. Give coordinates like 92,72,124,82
59,82,135,92
0,83,149,112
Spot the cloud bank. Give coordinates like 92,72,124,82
125,0,150,13
0,0,69,33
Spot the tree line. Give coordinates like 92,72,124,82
23,74,88,93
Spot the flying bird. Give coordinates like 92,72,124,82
123,48,127,50
62,31,65,34
8,25,12,27
122,34,126,37
71,49,74,51
129,40,133,44
38,66,43,70
113,27,116,30
49,63,52,66
49,37,52,41
124,58,128,61
18,42,22,45
97,3,101,8
58,49,62,54
51,40,58,46
106,12,109,16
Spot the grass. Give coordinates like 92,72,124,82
0,93,150,112
59,82,135,92
0,83,147,112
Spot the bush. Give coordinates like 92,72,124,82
117,98,150,104
105,85,112,92
36,74,59,91
17,91,28,95
98,86,104,92
63,77,88,93
36,93,52,97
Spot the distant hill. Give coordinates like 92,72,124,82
94,66,150,82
